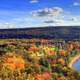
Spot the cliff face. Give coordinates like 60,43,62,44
0,26,80,40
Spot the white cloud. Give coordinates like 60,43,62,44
0,6,79,29
30,7,80,26
14,15,80,27
31,7,63,17
10,10,80,28
73,2,80,6
0,22,16,29
56,16,80,26
30,0,38,3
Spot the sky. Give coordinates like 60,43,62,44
0,0,80,28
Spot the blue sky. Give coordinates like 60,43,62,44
0,0,80,28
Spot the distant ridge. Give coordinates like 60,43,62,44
0,26,80,40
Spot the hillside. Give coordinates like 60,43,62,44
0,26,80,40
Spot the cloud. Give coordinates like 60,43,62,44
41,14,80,26
2,15,80,28
1,6,79,28
44,20,56,23
10,9,80,28
31,7,63,17
0,22,16,29
73,2,80,6
30,0,39,3
55,16,80,26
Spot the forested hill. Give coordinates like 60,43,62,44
0,26,80,40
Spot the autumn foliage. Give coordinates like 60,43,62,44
0,39,80,80
3,53,25,70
